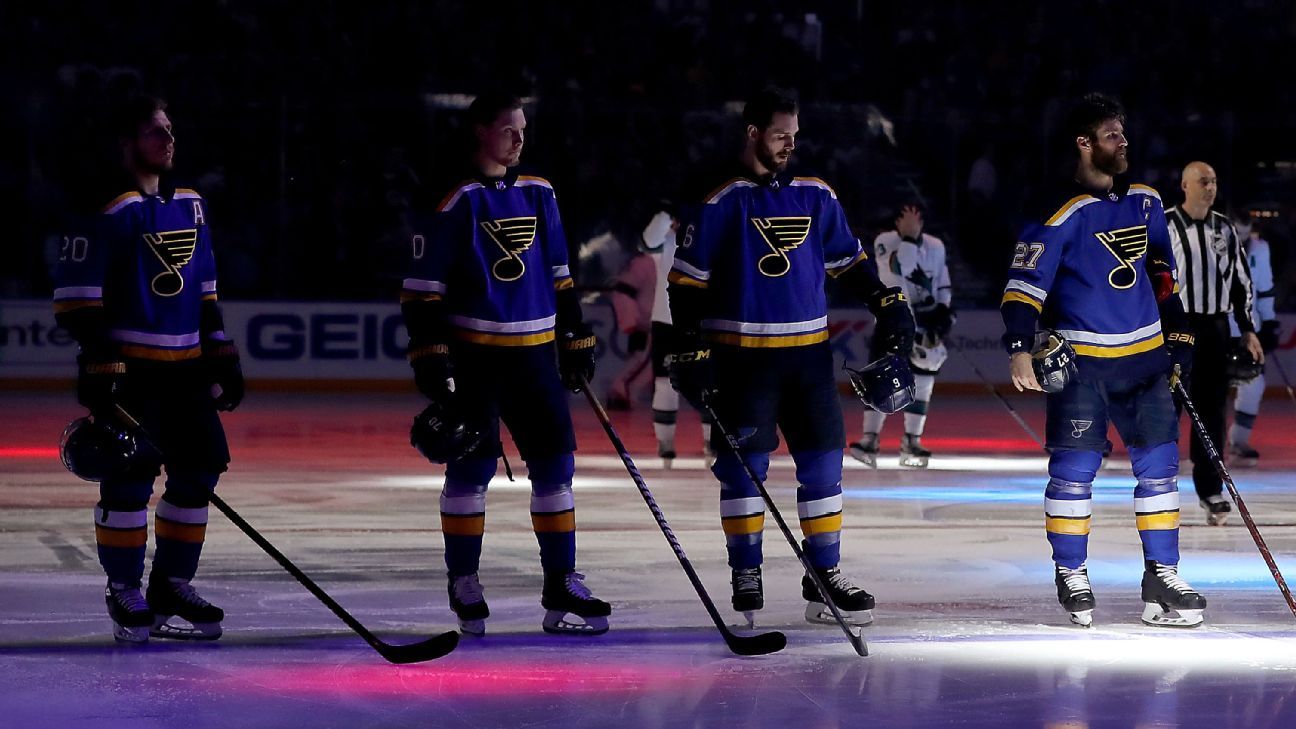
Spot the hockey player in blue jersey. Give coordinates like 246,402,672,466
1002,93,1206,628
53,95,242,643
668,88,915,627
401,91,610,636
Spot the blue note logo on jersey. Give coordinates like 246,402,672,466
750,216,812,277
480,217,538,282
1094,225,1148,289
143,229,199,296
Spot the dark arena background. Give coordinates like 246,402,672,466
5,2,1296,727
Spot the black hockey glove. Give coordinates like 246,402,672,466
76,355,125,416
869,287,916,356
667,329,712,410
1165,331,1195,380
409,343,454,404
558,324,597,393
1259,320,1281,353
204,340,245,412
916,303,955,339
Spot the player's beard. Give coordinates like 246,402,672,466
1091,145,1128,177
756,142,790,174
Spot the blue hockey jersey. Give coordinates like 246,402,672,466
401,170,573,346
669,167,871,348
1001,180,1177,380
52,184,220,361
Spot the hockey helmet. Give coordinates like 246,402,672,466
909,331,948,373
1225,346,1263,386
1031,330,1078,394
846,353,917,414
411,400,482,464
60,415,143,482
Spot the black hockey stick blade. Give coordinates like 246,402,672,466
113,405,461,663
578,380,785,656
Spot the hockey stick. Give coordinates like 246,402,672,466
578,378,786,655
1171,374,1296,620
700,395,869,657
112,405,460,663
1267,355,1296,409
947,340,1045,450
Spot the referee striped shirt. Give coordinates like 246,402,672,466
1165,206,1255,331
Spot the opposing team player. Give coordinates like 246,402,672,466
54,95,242,643
1002,93,1206,628
849,203,953,468
668,88,915,626
1229,216,1280,465
401,91,610,636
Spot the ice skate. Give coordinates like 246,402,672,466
899,433,931,468
1200,494,1232,526
1229,442,1259,467
802,565,874,626
106,581,154,644
657,439,676,469
848,434,879,469
146,575,223,640
730,566,763,627
1140,561,1205,628
1055,564,1095,627
541,571,610,635
448,572,489,636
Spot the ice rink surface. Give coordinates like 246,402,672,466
4,389,1296,728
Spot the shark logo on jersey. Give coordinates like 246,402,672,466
143,229,199,297
1094,225,1148,290
1070,420,1093,439
480,217,538,282
750,216,812,277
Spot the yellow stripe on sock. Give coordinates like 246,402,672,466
441,514,486,536
1045,516,1091,536
799,513,842,537
722,514,765,536
96,525,148,548
531,511,576,533
1136,511,1180,531
154,519,207,544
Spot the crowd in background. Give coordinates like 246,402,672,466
4,0,1295,306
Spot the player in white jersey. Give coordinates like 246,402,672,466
849,204,953,468
1228,217,1280,464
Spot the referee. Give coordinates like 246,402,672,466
1166,160,1264,526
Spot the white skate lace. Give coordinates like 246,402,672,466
1058,566,1091,594
1154,564,1196,595
564,572,593,600
172,579,213,608
453,574,484,604
733,569,761,592
111,585,149,612
825,569,862,596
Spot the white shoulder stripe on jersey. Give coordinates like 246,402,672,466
1127,184,1161,200
173,191,202,201
438,182,485,212
705,180,758,205
789,177,838,199
1047,197,1100,227
104,194,144,215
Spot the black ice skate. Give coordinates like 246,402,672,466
1141,561,1206,628
106,581,154,644
1200,494,1232,526
541,571,610,635
848,434,879,469
802,565,875,626
1229,442,1260,467
657,439,676,469
899,433,931,468
1055,564,1095,627
448,572,489,636
146,575,223,640
731,567,763,627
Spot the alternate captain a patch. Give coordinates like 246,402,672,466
750,216,812,277
480,217,538,281
143,229,199,296
1094,225,1148,289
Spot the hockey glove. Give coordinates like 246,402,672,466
558,324,598,393
409,343,454,403
870,287,916,356
1165,331,1195,380
667,330,713,410
916,303,955,339
76,355,126,416
1260,320,1281,353
204,340,245,412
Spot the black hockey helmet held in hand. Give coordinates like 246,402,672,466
1032,330,1078,394
845,353,916,414
1225,345,1263,386
60,415,148,482
411,400,482,464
